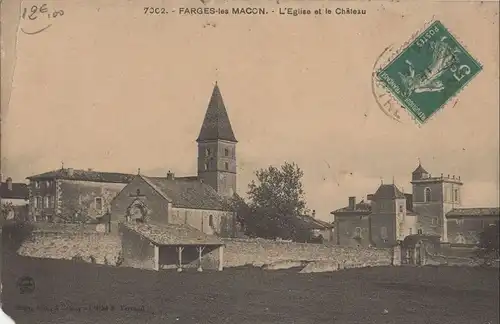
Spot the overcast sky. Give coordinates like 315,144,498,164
2,0,499,221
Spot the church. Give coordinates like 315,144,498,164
110,82,239,238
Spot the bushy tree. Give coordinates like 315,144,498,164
477,222,499,263
232,162,308,240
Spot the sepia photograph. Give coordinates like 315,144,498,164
1,0,499,323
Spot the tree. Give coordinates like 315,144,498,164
0,202,15,224
477,222,499,264
239,162,308,240
55,206,93,224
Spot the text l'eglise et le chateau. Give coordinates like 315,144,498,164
175,7,367,16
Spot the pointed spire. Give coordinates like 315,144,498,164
137,168,141,175
197,83,237,143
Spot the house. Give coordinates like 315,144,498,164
332,185,417,248
445,207,500,245
110,173,236,237
332,162,500,247
332,198,373,247
0,177,29,221
25,168,135,222
293,211,335,243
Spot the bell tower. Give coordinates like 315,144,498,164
411,162,463,242
197,82,237,198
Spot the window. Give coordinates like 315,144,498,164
453,189,460,202
49,196,55,208
95,197,103,211
35,196,42,208
224,162,229,170
224,148,229,157
354,227,362,238
380,226,388,239
45,180,51,188
424,187,432,202
431,218,436,225
205,148,211,156
379,202,384,211
409,228,413,235
399,205,404,213
43,196,49,208
204,162,209,171
209,215,214,227
35,181,40,189
456,219,464,225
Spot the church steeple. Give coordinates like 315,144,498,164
196,82,237,143
196,82,238,198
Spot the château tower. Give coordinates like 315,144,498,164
411,162,463,242
196,82,237,198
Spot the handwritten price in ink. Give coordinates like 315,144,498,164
21,4,65,35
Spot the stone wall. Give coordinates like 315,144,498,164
119,224,156,270
17,231,122,265
222,238,393,268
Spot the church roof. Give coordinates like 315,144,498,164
142,175,229,211
196,83,237,143
373,184,406,199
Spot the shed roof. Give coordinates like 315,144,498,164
124,223,223,246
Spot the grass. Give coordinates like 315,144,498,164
2,251,498,324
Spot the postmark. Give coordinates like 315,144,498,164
375,20,483,125
16,276,35,294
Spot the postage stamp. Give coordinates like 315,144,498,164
376,20,483,125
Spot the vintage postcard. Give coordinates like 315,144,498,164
1,0,499,323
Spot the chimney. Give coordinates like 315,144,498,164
367,194,374,201
66,168,74,176
348,196,356,210
312,210,316,218
88,168,93,172
6,177,13,191
166,171,175,180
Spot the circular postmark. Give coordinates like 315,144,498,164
16,276,35,294
371,45,406,124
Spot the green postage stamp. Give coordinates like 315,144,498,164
376,20,483,124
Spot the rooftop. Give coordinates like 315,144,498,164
0,181,28,200
196,83,237,143
373,184,406,199
124,222,223,246
331,200,372,214
143,175,229,211
446,207,500,218
295,215,334,229
27,168,135,184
